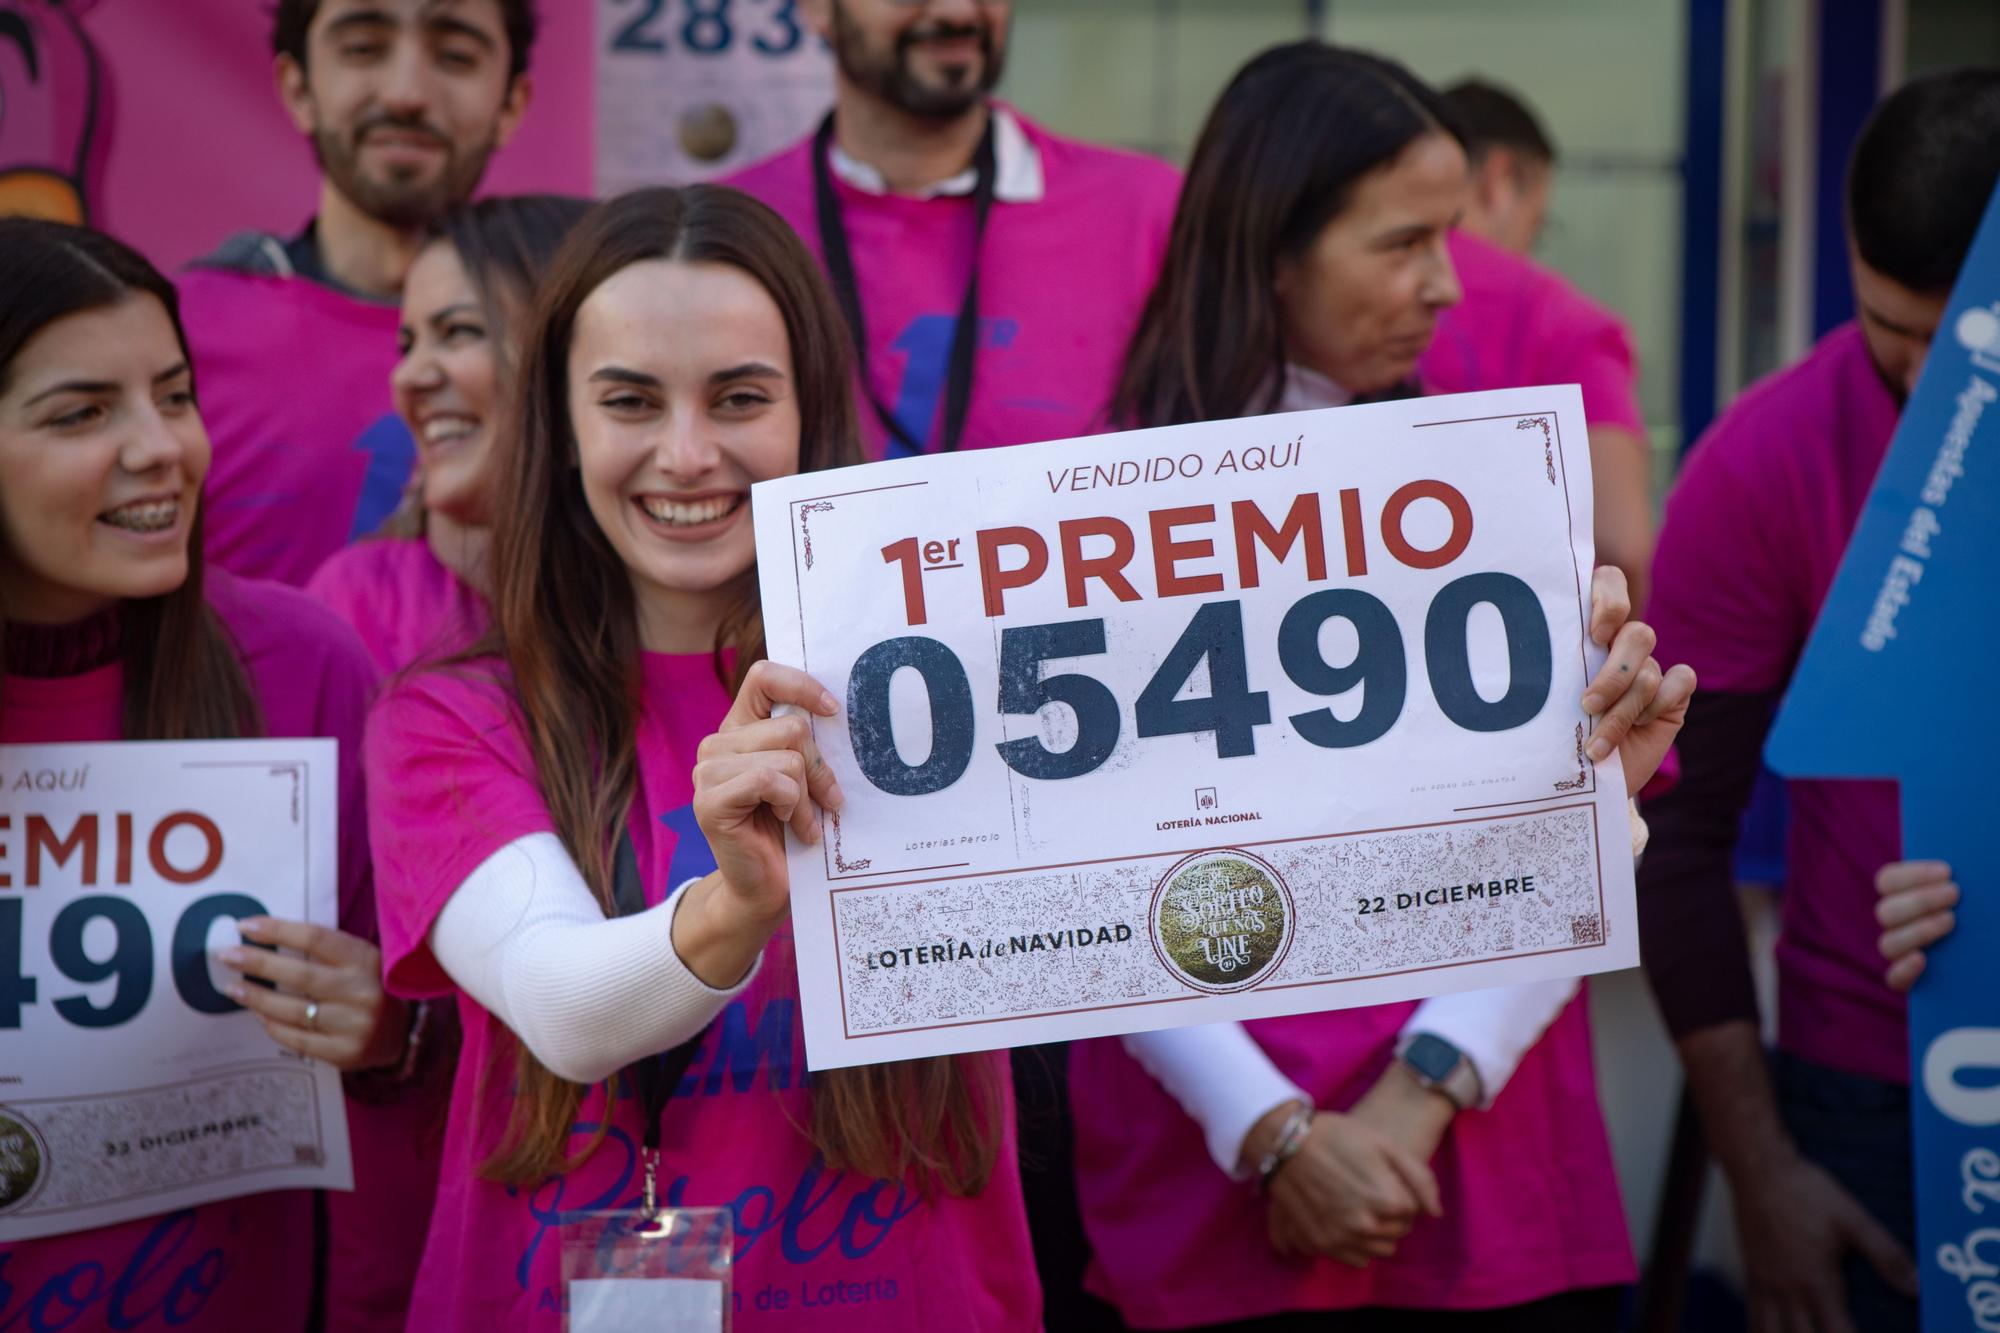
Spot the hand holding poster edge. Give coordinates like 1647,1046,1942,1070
753,385,1642,1070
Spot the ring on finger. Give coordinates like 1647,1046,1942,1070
304,999,319,1031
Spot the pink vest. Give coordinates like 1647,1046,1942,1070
1422,230,1646,434
726,108,1180,457
306,537,487,675
1072,999,1633,1325
365,654,1041,1331
179,267,411,587
1648,321,1905,1082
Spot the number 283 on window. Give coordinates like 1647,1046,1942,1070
609,0,809,56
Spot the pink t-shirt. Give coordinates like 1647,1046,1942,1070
180,266,412,587
307,537,487,676
364,653,1040,1331
1647,321,1905,1082
1421,230,1646,434
0,571,437,1332
726,108,1179,458
1072,1001,1632,1327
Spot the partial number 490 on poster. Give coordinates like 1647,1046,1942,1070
0,740,351,1242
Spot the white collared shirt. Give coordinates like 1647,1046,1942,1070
1276,361,1357,413
826,104,1046,203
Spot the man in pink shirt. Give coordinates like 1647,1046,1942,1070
726,0,1181,459
180,0,534,585
729,6,1178,1324
1640,69,2000,1333
1428,79,1654,609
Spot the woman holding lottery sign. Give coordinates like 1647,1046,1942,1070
1068,43,1696,1331
362,186,1038,1331
0,219,438,1331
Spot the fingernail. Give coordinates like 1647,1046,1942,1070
1588,738,1611,762
238,918,268,935
1581,693,1604,713
221,947,246,966
826,785,846,813
224,983,245,1001
818,690,838,715
805,818,822,846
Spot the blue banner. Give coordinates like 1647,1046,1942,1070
1767,182,2000,1331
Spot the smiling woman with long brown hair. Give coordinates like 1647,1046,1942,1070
0,217,433,1331
362,185,1038,1331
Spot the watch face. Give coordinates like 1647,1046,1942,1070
1403,1033,1463,1083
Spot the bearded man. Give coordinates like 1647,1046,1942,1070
728,0,1180,459
182,0,534,584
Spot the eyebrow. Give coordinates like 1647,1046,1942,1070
1372,223,1437,247
322,4,498,51
21,362,188,408
421,0,499,49
708,361,786,387
589,366,662,388
427,302,484,327
423,13,498,50
321,8,397,38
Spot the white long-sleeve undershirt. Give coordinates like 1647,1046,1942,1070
427,832,759,1084
1127,801,1650,1178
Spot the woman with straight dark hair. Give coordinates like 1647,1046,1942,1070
364,185,1037,1330
1115,44,1466,429
0,218,429,1331
1072,43,1694,1331
308,194,593,673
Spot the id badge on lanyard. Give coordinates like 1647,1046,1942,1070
561,836,733,1331
560,1204,732,1333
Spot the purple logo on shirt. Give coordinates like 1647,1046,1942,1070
884,314,1019,459
346,412,417,540
0,1210,228,1330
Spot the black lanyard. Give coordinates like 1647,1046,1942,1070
812,110,999,455
611,833,706,1165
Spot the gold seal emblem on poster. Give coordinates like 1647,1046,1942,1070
0,1109,48,1215
1148,849,1294,992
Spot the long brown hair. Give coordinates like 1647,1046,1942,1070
476,185,1001,1194
1114,42,1462,428
378,194,594,540
0,217,260,738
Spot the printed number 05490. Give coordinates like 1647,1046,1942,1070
845,577,1554,796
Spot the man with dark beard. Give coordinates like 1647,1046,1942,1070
180,0,534,584
727,0,1180,459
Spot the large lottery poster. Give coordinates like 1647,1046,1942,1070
0,741,350,1242
755,385,1638,1070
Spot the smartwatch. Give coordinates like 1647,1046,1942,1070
1395,1032,1483,1111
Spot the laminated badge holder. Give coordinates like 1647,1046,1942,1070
560,834,731,1332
